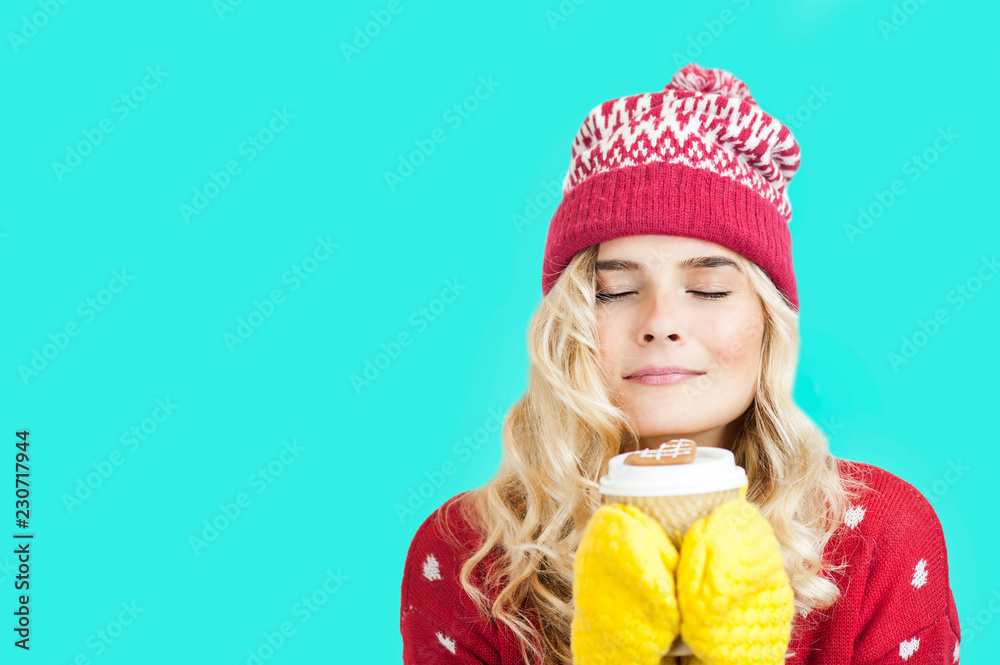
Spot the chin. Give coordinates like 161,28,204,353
634,417,700,435
636,407,721,429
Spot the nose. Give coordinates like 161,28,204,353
637,294,684,344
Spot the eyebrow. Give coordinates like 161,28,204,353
595,255,742,273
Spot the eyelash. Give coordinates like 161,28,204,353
595,290,732,302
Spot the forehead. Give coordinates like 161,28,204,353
595,235,743,273
596,234,737,260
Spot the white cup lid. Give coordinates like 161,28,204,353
599,446,747,496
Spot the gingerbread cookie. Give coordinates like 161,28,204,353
624,439,697,466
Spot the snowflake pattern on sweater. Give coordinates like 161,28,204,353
424,553,443,582
400,458,961,664
912,559,928,589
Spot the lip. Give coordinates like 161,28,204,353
624,365,704,380
627,372,702,385
624,365,705,386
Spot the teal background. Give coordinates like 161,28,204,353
1,0,996,662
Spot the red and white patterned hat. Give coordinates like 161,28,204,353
541,62,801,313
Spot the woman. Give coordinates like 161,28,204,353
400,63,961,665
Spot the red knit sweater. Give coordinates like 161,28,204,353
400,458,961,664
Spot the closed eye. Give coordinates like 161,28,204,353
690,290,731,300
596,290,732,302
596,291,635,302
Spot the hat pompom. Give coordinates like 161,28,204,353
665,62,757,106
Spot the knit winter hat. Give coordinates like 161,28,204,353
541,62,802,313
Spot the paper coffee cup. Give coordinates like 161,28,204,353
598,440,749,659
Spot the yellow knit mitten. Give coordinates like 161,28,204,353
572,503,681,665
675,498,794,665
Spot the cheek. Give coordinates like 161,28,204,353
595,320,612,365
702,317,763,375
595,314,625,369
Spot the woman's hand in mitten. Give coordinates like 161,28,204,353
572,503,681,665
675,498,794,665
